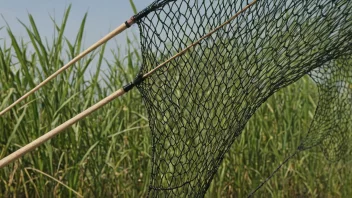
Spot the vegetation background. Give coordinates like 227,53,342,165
1,3,352,198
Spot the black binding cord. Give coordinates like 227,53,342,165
123,74,145,92
125,21,131,28
125,16,135,28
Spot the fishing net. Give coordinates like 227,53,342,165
300,57,352,162
130,0,352,197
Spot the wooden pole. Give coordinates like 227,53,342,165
0,88,126,168
0,19,134,116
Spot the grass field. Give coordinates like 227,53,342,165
1,8,352,198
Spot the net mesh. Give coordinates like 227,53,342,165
133,0,352,197
300,57,352,161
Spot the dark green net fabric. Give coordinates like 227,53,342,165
134,0,352,197
301,58,352,162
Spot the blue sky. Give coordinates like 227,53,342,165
0,0,153,76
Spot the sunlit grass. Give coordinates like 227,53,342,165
1,7,352,198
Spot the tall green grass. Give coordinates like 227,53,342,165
1,8,352,198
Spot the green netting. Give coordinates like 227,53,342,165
301,58,352,161
131,0,352,197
